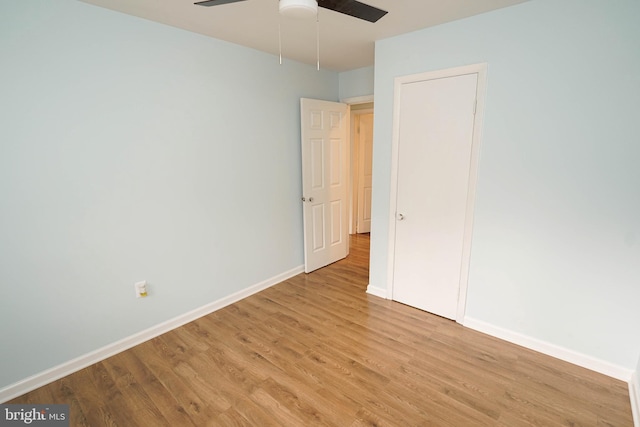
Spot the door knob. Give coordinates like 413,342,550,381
397,213,405,221
309,197,314,202
302,197,306,202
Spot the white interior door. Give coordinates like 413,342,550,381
300,98,349,273
356,112,373,233
391,71,480,320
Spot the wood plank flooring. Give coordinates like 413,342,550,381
10,234,634,426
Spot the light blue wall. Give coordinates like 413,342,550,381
0,1,338,389
339,66,374,100
372,0,640,369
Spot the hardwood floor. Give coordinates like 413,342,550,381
10,234,633,426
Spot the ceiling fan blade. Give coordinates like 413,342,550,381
317,0,387,23
194,0,248,6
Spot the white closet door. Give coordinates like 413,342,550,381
392,73,478,320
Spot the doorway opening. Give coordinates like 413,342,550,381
350,102,374,236
348,98,374,286
299,95,373,274
344,97,374,238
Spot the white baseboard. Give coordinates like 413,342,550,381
463,317,633,382
0,265,304,403
631,370,640,427
366,284,388,299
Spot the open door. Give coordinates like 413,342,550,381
300,98,349,273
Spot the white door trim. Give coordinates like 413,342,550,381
386,63,488,323
350,108,374,234
341,94,374,104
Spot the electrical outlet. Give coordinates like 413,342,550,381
134,281,148,298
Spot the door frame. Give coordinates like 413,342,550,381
350,106,374,234
342,95,374,235
386,63,488,323
354,109,373,234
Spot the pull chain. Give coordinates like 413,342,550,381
278,18,283,65
316,12,320,70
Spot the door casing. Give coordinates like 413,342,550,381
351,108,374,234
345,98,374,235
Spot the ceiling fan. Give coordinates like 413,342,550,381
194,0,388,23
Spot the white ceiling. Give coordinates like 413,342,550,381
79,0,529,72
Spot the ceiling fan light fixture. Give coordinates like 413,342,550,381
279,0,318,19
